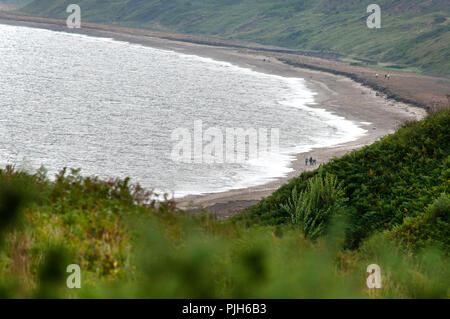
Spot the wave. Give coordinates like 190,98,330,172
0,23,368,200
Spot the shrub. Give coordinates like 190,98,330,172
280,174,347,239
427,193,450,220
388,193,450,254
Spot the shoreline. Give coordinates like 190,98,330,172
0,16,430,217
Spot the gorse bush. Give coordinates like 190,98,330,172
281,174,347,239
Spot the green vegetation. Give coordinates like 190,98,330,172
280,174,347,239
0,109,448,298
18,0,450,75
241,109,449,251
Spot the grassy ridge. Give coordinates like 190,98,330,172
18,0,450,74
0,110,449,298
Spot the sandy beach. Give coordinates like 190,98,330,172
0,15,432,217
176,63,426,217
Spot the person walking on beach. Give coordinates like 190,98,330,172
305,158,309,166
309,157,313,165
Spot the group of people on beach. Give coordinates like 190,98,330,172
375,73,392,80
305,157,317,166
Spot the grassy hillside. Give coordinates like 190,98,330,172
241,109,450,252
18,0,450,75
0,110,449,298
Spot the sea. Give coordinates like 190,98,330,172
0,24,367,198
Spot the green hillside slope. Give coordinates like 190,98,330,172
240,109,450,252
17,0,450,74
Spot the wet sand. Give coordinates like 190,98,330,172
0,16,429,217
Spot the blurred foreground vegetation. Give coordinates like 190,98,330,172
0,109,449,298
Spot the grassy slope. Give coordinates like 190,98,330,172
18,0,450,75
240,109,450,251
0,111,448,298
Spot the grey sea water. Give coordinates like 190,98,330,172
0,24,366,198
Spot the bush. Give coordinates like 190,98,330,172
388,193,450,254
280,174,347,239
428,193,450,220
